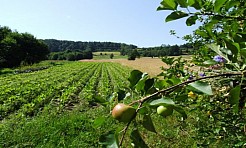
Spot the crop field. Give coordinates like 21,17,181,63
0,60,198,147
0,61,133,119
0,61,135,147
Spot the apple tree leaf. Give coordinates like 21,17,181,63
186,15,198,26
142,114,157,133
130,128,148,148
165,11,188,22
214,0,227,13
128,70,143,89
188,81,213,95
149,97,175,106
157,0,178,10
229,85,241,113
173,106,187,119
99,131,119,148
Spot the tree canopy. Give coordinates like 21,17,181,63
0,26,50,68
42,39,137,52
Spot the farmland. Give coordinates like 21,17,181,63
0,60,198,147
0,61,133,119
0,61,134,147
1,58,244,147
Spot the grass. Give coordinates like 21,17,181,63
1,103,198,147
93,51,127,60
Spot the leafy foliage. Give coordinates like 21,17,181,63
42,39,137,52
0,26,50,68
103,0,246,147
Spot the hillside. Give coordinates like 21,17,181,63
41,39,138,52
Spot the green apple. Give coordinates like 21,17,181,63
157,106,173,117
112,103,136,123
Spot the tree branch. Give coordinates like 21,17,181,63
129,72,242,106
121,72,242,147
190,12,246,21
119,103,142,147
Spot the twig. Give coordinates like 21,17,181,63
119,103,142,147
130,72,242,106
189,12,246,21
121,72,242,147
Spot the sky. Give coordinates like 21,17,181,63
0,0,200,47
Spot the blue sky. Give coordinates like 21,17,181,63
0,0,199,47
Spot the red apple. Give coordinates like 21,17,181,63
112,103,136,123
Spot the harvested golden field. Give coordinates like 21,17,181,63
80,55,195,76
81,57,167,76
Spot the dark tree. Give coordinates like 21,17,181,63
0,26,50,68
110,53,114,59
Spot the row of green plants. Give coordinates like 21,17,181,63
0,61,134,147
0,62,131,120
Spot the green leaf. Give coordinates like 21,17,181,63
195,30,209,38
165,11,188,22
214,0,227,13
158,0,178,10
117,89,126,101
144,78,154,92
229,85,240,113
99,131,119,148
224,39,240,62
93,117,106,128
229,85,240,105
203,60,217,65
241,48,246,59
154,80,168,90
225,0,240,11
166,77,181,85
173,106,187,119
175,94,188,101
188,81,213,95
162,57,174,65
186,15,198,26
138,106,149,115
128,70,143,88
190,0,202,9
206,44,229,62
130,128,148,148
187,0,195,6
142,114,157,133
135,74,148,93
176,0,188,8
149,97,175,106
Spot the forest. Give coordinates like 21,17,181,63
42,39,138,52
0,26,49,68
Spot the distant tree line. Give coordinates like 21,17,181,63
138,44,193,57
42,39,138,52
0,26,50,68
48,49,93,61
